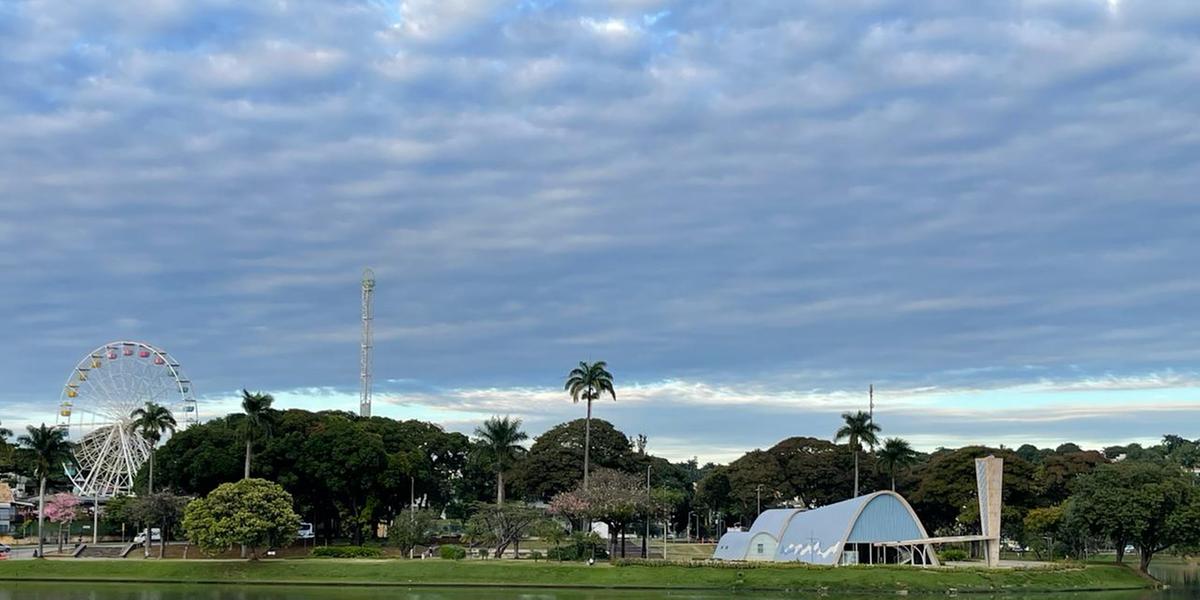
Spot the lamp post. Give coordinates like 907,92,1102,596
643,464,651,559
756,485,764,517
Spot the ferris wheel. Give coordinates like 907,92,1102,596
56,341,198,497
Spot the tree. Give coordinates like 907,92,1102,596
239,390,275,479
465,502,544,558
297,415,386,545
43,493,80,553
132,492,188,558
0,420,11,441
17,424,72,559
130,402,177,494
130,401,177,557
550,468,647,558
512,418,634,501
182,478,299,560
474,416,528,504
1024,504,1065,560
1037,450,1107,504
1069,461,1200,572
387,509,438,556
877,438,918,492
564,361,616,491
834,411,880,498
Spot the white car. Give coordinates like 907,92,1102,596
298,522,315,540
134,528,162,544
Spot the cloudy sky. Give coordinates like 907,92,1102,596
3,0,1199,462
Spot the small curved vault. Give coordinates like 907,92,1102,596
712,491,938,566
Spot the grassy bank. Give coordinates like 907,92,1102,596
0,559,1151,593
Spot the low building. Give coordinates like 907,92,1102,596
712,490,938,566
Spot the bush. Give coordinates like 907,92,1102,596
529,550,543,562
547,532,608,561
939,548,969,562
477,548,489,559
439,545,467,560
311,546,383,558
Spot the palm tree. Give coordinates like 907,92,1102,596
474,416,528,504
835,411,881,498
877,437,918,491
0,420,12,441
130,402,177,494
239,390,275,479
130,402,176,559
564,361,615,491
17,424,72,559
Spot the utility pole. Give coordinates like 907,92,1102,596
756,484,763,517
869,384,874,424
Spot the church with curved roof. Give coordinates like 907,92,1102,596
711,490,939,566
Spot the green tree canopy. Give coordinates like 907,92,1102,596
1068,461,1200,571
182,478,299,559
512,418,634,501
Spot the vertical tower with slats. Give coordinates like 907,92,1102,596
360,268,375,417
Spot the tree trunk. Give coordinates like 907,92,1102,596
36,477,45,558
241,439,251,559
148,452,155,494
620,524,626,558
159,519,167,559
1115,541,1125,564
890,468,896,492
641,517,648,558
853,450,860,497
1139,548,1152,573
497,469,504,504
584,396,592,491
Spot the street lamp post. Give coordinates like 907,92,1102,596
644,464,651,559
756,485,764,517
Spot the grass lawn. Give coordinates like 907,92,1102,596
0,558,1152,593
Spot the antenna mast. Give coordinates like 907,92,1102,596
360,268,375,417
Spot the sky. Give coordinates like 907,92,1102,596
2,0,1199,463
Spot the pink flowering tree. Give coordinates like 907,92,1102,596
44,493,81,553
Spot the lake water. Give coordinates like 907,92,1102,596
3,563,1198,600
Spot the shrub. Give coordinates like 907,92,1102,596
530,550,543,562
477,548,489,559
439,545,467,560
547,532,608,561
939,548,969,562
311,546,383,558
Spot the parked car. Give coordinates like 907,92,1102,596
0,542,10,554
133,528,162,544
298,522,315,540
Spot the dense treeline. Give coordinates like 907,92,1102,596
146,409,706,542
6,408,1200,572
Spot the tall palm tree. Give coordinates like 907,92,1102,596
130,402,176,559
17,424,72,559
474,416,528,504
834,411,881,498
130,402,176,494
239,390,274,479
564,361,615,491
877,437,917,491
